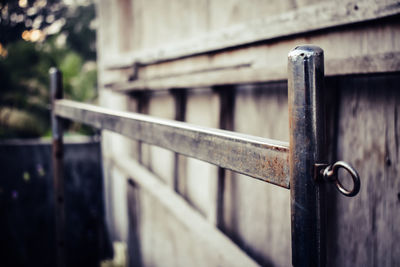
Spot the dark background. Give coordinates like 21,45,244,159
0,138,111,267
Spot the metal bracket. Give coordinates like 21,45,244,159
314,161,361,197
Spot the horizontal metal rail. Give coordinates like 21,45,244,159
55,99,290,188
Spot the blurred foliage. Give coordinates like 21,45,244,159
0,0,67,45
0,0,97,138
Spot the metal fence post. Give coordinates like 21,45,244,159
288,46,326,267
50,67,66,267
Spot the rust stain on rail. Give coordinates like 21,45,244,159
269,155,289,179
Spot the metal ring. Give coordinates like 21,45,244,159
325,161,360,197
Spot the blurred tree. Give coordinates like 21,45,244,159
62,3,96,61
0,0,97,138
0,0,67,45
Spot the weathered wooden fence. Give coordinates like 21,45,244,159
58,1,400,266
51,45,362,267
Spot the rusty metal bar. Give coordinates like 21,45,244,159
50,67,66,267
288,46,326,267
54,99,290,188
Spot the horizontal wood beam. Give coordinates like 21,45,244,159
104,0,400,69
55,99,290,188
109,51,400,91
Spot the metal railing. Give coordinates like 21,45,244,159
50,45,360,267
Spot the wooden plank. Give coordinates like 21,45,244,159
104,0,400,69
183,89,220,224
54,99,290,188
109,156,260,267
109,51,400,91
222,82,292,266
327,75,400,267
147,93,176,187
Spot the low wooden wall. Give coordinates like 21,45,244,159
95,0,400,266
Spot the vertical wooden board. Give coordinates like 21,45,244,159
148,92,176,187
96,0,115,64
127,183,257,267
128,0,328,56
131,0,209,51
100,89,135,159
116,0,133,53
99,89,133,245
130,0,143,52
233,83,289,140
130,186,207,267
329,75,400,267
208,0,322,31
96,0,122,66
102,161,129,243
223,83,291,266
183,88,220,223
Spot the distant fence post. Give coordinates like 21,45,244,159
50,67,65,267
288,46,326,267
